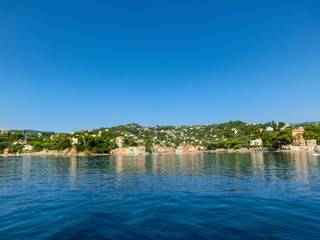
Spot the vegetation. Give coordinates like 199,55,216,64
0,121,319,154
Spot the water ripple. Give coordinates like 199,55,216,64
0,153,320,239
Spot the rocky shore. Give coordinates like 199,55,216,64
1,148,110,157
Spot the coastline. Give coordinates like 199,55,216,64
1,148,318,157
0,149,110,157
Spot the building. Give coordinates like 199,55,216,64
112,146,145,155
183,146,189,153
118,147,128,155
137,146,146,155
188,146,198,153
71,136,79,145
128,146,137,155
195,146,205,152
292,127,305,146
257,128,264,132
305,140,317,147
12,141,26,145
23,145,34,151
3,148,9,155
175,146,183,154
231,128,238,135
266,127,274,132
116,136,124,147
290,146,300,151
1,127,8,135
250,139,263,146
280,124,290,131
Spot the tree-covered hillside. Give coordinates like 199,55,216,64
0,121,319,154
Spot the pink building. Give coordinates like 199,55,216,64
183,146,189,153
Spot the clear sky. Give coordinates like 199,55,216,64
0,0,319,132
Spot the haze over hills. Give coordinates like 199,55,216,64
289,121,320,127
9,130,55,134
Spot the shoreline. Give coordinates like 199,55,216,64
0,151,110,157
1,149,318,157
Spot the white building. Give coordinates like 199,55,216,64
280,124,290,131
71,137,79,145
23,145,34,151
250,139,263,146
266,127,274,132
116,136,124,147
305,140,317,147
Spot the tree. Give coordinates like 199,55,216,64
123,137,136,146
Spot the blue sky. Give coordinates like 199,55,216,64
0,0,319,132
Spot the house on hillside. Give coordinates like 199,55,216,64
116,136,124,147
1,127,8,134
266,127,274,132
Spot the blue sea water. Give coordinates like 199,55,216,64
0,152,320,239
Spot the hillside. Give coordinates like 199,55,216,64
1,121,320,154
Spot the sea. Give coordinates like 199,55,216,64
0,152,319,239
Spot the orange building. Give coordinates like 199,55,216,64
183,146,189,153
112,146,145,155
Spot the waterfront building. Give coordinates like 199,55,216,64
112,146,145,155
250,139,263,146
188,146,197,153
216,149,226,152
128,147,137,154
3,148,9,155
292,127,305,146
281,145,292,150
137,146,146,155
119,147,128,154
183,146,189,153
290,146,300,151
175,146,183,154
305,140,317,147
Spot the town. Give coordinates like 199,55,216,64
0,121,319,156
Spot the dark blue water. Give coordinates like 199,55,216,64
1,152,320,239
